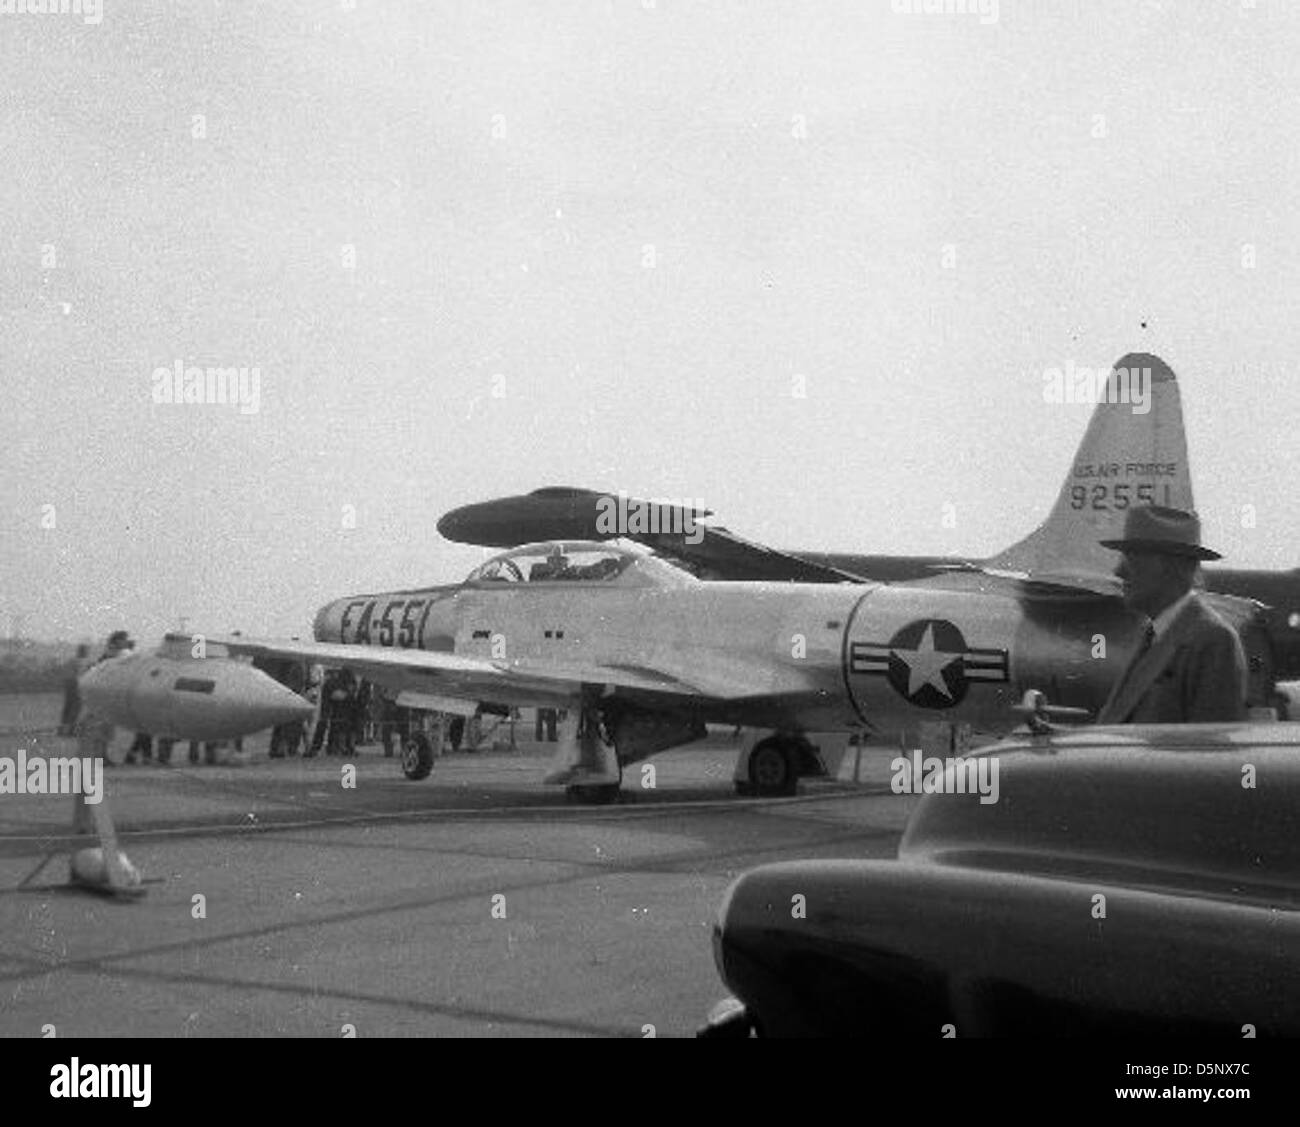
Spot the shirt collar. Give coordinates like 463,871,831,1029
1151,590,1196,639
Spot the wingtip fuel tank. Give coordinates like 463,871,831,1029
78,653,315,741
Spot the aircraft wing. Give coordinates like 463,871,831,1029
193,634,782,711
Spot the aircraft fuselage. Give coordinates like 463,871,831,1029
313,579,1158,741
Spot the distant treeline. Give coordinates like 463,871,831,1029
0,650,78,695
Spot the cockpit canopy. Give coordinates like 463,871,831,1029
464,541,696,588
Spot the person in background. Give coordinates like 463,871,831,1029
352,678,373,746
266,658,309,758
124,730,153,765
227,632,249,760
333,669,359,756
74,631,134,767
535,707,558,742
302,666,323,756
160,737,214,766
1095,506,1248,724
59,643,92,735
373,688,410,758
309,668,357,757
153,737,208,767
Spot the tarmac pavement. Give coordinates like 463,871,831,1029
0,718,914,1037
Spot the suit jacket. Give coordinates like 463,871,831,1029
1096,593,1248,724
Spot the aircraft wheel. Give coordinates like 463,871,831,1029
567,783,621,805
748,739,798,797
401,733,435,781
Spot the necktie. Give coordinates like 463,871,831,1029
1104,621,1155,720
1122,622,1156,683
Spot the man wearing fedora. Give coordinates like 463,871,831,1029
1095,507,1247,724
74,629,136,767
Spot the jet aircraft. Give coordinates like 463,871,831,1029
200,353,1276,802
437,392,1300,677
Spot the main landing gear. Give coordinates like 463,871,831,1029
737,735,803,798
545,703,623,804
401,732,435,780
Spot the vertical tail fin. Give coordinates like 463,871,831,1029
986,353,1192,585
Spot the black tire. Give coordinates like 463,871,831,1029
748,739,798,797
401,732,435,780
567,783,621,805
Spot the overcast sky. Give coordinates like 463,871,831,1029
3,0,1300,644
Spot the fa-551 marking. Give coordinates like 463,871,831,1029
202,352,1274,802
333,591,457,651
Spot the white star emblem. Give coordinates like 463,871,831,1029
892,624,960,699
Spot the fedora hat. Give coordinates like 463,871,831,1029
1099,505,1221,560
105,630,136,652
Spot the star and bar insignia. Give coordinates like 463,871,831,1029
849,618,1009,709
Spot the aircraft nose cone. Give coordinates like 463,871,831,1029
173,660,317,739
234,666,316,729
